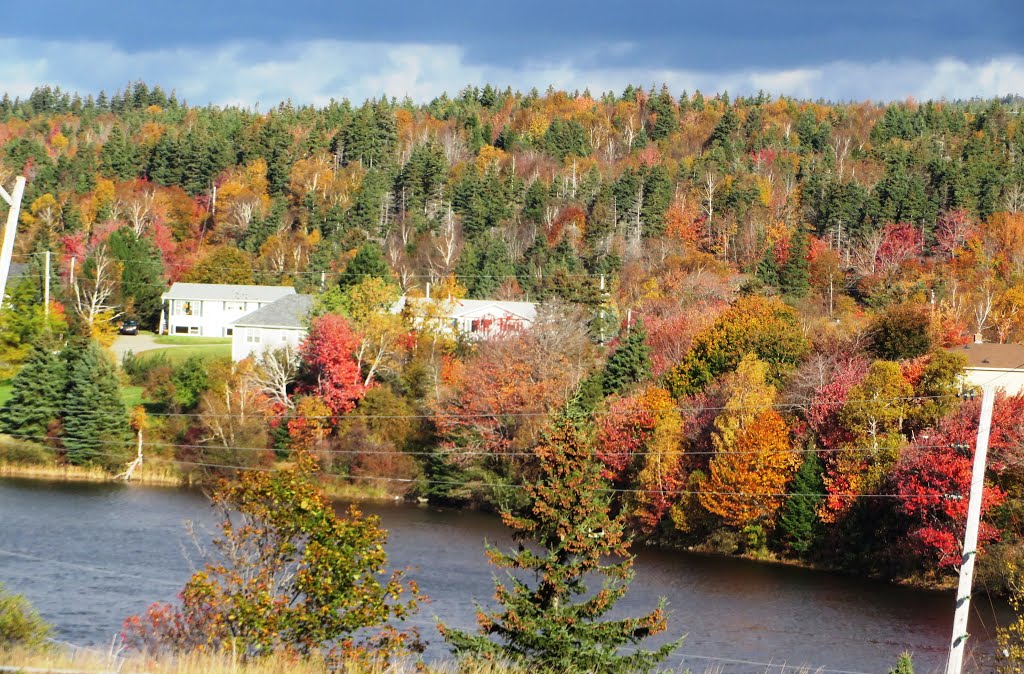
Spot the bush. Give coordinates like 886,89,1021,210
121,349,171,385
0,583,52,649
870,303,934,360
0,436,53,465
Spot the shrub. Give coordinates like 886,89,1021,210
0,436,53,465
0,583,52,649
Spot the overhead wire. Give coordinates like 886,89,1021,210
0,431,973,460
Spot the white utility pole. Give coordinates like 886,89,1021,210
0,176,27,314
945,385,995,674
43,250,50,318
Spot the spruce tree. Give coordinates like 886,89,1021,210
440,413,681,673
775,450,824,558
339,242,393,290
602,320,652,396
61,340,131,468
779,227,810,298
108,229,164,329
0,338,66,441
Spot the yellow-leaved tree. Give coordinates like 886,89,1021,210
700,354,799,529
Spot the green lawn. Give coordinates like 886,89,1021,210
122,385,146,409
0,383,10,407
136,344,232,364
153,335,232,345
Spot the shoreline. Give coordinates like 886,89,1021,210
0,460,409,503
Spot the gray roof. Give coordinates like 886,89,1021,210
231,294,314,329
162,282,295,303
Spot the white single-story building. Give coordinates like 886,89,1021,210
396,296,538,338
948,342,1024,395
160,283,296,337
230,294,314,361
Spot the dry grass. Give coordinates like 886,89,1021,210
0,459,184,486
0,646,531,674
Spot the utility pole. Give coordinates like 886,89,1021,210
945,385,995,674
0,176,27,314
43,250,50,319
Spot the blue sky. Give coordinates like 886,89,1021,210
1,0,1021,105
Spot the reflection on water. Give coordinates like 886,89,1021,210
0,478,1009,672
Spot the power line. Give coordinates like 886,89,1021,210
0,431,969,460
71,392,964,421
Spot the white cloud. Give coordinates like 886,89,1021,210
0,38,1020,106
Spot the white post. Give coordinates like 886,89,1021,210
0,176,27,314
946,385,995,674
70,255,76,286
43,250,50,319
320,270,326,291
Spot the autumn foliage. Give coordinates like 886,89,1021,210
298,314,369,416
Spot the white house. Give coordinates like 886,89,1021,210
230,294,314,361
948,342,1024,395
396,296,538,338
160,283,296,337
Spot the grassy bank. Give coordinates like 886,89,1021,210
153,335,232,345
0,458,185,486
0,647,539,674
0,645,839,674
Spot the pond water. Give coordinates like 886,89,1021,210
0,478,1009,672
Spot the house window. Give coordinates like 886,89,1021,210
224,301,245,312
182,301,193,316
175,326,189,334
225,328,233,337
246,328,261,344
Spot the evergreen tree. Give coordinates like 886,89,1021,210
457,237,514,298
602,320,652,395
648,87,678,141
108,229,164,329
440,413,681,673
779,227,810,298
775,450,824,558
61,340,131,468
0,338,65,440
339,242,393,290
99,126,139,181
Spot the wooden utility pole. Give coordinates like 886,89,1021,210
0,176,26,314
945,385,995,674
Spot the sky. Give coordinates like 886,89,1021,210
1,0,1022,106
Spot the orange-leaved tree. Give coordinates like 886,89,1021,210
700,355,799,528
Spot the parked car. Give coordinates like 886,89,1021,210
119,320,139,335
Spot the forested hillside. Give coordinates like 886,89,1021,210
2,82,1024,584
